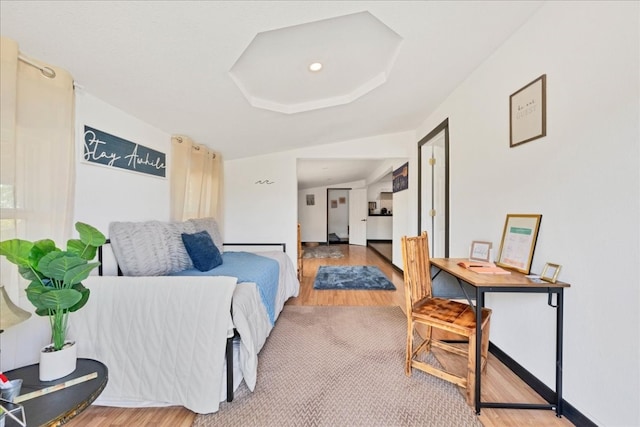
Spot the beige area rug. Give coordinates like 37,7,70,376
302,245,344,258
193,306,482,427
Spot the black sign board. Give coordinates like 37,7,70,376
83,125,166,178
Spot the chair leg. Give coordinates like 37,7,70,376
466,333,477,406
405,320,413,376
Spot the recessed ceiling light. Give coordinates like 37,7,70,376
309,62,323,72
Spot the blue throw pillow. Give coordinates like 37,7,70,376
181,230,223,272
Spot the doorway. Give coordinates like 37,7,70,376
418,118,449,257
326,188,350,244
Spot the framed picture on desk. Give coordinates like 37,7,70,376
496,214,542,274
541,262,562,283
469,241,492,262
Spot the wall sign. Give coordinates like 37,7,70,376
83,125,166,178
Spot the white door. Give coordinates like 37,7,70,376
348,188,367,246
420,129,446,257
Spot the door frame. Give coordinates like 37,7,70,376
326,187,351,243
417,118,450,257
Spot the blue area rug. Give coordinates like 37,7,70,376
313,265,396,290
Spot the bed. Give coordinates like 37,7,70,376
67,218,299,414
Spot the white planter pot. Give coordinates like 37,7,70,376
39,341,77,381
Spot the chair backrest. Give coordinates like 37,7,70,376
401,232,433,311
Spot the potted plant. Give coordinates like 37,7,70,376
0,222,105,380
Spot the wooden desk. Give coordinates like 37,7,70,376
430,258,570,417
4,358,108,427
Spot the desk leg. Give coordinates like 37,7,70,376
475,287,483,415
556,289,564,417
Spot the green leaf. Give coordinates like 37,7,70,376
67,239,98,261
63,262,99,286
69,282,90,312
66,238,83,255
18,265,41,281
34,307,49,316
29,239,59,272
32,239,57,255
37,288,82,310
25,281,50,312
38,252,87,280
0,239,33,266
76,222,106,248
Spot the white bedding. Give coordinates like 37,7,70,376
233,251,299,390
69,250,299,414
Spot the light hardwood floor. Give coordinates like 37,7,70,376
68,244,573,427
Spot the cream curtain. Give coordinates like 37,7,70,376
170,135,222,221
0,37,76,305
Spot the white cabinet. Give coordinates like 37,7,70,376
367,215,392,240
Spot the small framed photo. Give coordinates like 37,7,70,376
469,241,492,263
510,74,546,147
496,214,542,274
306,194,315,206
541,263,562,283
339,197,346,204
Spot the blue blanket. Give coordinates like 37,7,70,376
169,252,279,325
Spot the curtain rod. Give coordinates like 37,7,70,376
18,54,56,79
174,137,217,159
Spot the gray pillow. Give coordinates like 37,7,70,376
187,217,224,254
109,220,196,276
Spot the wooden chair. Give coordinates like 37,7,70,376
297,223,304,281
400,232,492,405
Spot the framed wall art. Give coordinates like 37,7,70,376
496,214,542,274
510,74,546,147
393,162,409,192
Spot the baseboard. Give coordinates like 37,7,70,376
489,343,597,427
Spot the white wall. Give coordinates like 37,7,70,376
230,132,413,264
413,3,639,425
224,152,299,264
298,186,328,242
75,90,171,231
